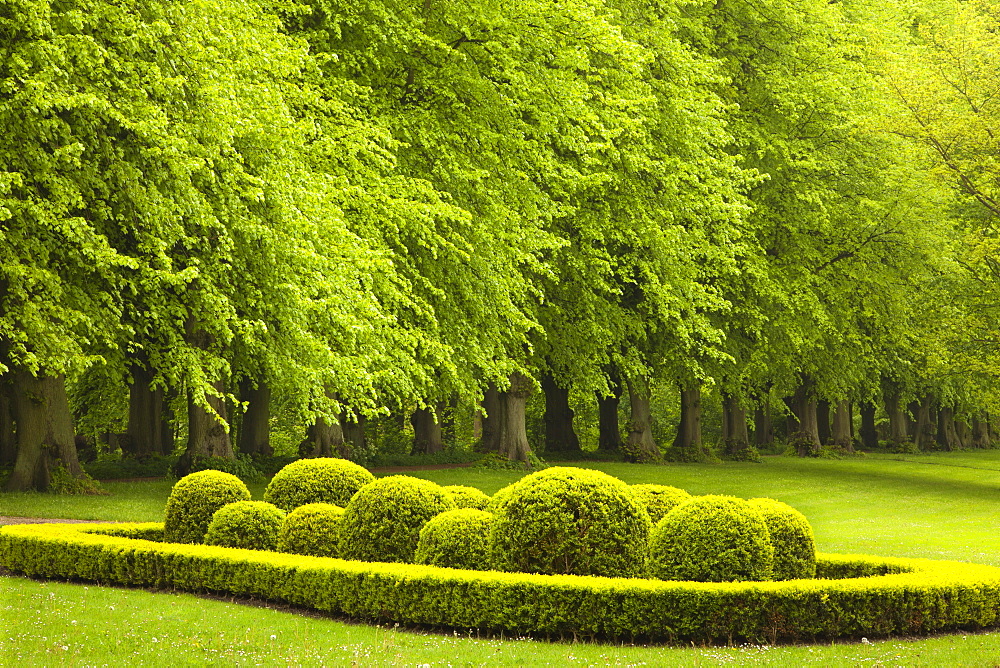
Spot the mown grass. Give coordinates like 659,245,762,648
4,452,1000,665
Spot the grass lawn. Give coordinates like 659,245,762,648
4,451,1000,665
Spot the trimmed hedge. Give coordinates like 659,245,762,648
442,485,491,510
3,522,1000,644
650,495,774,582
749,498,817,580
338,475,455,563
277,503,345,558
415,508,493,570
631,484,692,524
204,501,286,551
163,470,251,544
263,458,374,511
489,467,651,577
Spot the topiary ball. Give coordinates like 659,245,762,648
649,495,774,582
414,508,493,570
632,484,693,524
164,470,252,544
443,485,491,510
338,475,456,563
204,500,286,551
749,498,817,580
276,503,346,558
488,466,652,577
263,457,374,511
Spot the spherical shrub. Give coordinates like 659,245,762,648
263,457,374,511
649,495,774,582
204,500,286,551
632,484,693,524
164,470,251,544
276,503,345,558
749,498,816,580
414,508,493,570
443,485,491,510
488,466,652,577
338,475,456,563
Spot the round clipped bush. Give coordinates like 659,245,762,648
649,495,774,582
263,457,374,511
489,466,652,577
277,503,346,558
204,500,286,551
749,497,817,580
163,470,251,544
414,508,493,570
443,485,491,510
632,484,693,524
338,475,456,563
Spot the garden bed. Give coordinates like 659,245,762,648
3,521,1000,644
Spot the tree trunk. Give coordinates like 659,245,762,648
0,377,15,466
497,373,532,463
788,381,820,456
721,392,752,458
5,372,84,492
597,366,623,451
971,414,991,449
913,396,936,451
237,381,272,457
626,376,662,462
341,410,366,453
831,400,854,451
816,399,831,445
441,394,459,447
937,405,962,451
478,382,501,452
542,372,581,454
956,417,972,449
411,403,444,454
753,395,774,447
184,379,234,464
885,389,909,446
859,402,878,449
125,363,170,458
672,382,705,456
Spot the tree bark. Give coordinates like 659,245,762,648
956,417,972,449
885,388,909,446
971,414,991,449
859,402,878,450
125,363,170,458
937,405,962,451
5,372,84,492
237,380,272,457
626,376,662,462
541,372,581,453
830,400,854,451
0,376,15,466
913,396,936,451
721,392,752,458
753,395,774,447
411,403,444,454
184,379,234,463
341,410,366,453
596,365,623,451
788,381,820,456
477,382,501,452
497,373,532,463
816,399,831,445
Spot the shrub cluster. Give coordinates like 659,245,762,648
263,458,374,511
414,508,493,570
749,498,816,580
489,467,651,577
338,475,455,563
443,485,491,510
6,522,1000,644
277,503,345,558
163,470,251,544
631,484,691,524
204,501,286,551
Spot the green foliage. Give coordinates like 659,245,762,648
163,471,251,544
83,456,177,481
414,508,493,571
48,465,107,496
204,501,286,552
6,522,1000,644
649,495,774,582
489,467,651,577
749,498,817,580
338,475,455,563
263,458,375,511
441,485,491,511
188,455,265,484
276,503,345,559
631,484,692,525
721,446,764,463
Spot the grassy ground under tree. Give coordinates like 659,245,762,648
4,451,1000,665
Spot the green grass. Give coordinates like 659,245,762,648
4,452,1000,664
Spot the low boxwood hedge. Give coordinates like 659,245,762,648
3,521,1000,644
